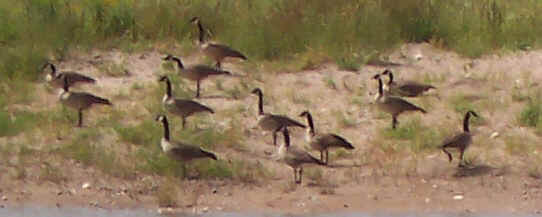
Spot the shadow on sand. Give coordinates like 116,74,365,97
453,164,496,178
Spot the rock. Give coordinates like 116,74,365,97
212,188,218,194
344,204,349,208
82,182,91,190
0,204,4,208
453,195,464,200
414,53,423,61
216,206,223,211
432,184,438,189
202,207,209,213
421,179,427,184
89,201,98,207
490,132,499,139
1,196,7,201
425,198,431,203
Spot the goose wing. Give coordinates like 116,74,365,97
172,99,214,114
207,43,247,60
169,142,217,161
315,133,354,149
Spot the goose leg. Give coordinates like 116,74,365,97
182,117,186,129
320,150,324,162
392,116,398,129
442,146,453,163
216,61,221,69
293,168,298,184
272,130,278,146
324,149,329,165
77,109,83,127
458,147,466,167
196,80,201,98
298,167,303,184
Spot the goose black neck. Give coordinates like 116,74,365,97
283,128,290,148
387,71,394,85
172,57,184,69
63,76,69,92
305,113,315,136
50,64,57,75
165,78,172,98
162,117,170,141
197,22,205,43
377,77,383,96
257,91,264,115
463,112,472,132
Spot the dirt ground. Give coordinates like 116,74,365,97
2,43,542,216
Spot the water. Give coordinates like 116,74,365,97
0,206,536,217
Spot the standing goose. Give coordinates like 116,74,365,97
58,75,111,127
441,110,478,167
163,54,230,98
277,126,325,184
159,75,214,129
190,17,247,69
251,88,306,146
155,114,217,162
373,74,426,129
381,69,435,97
43,62,96,88
299,110,354,164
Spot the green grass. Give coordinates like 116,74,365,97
518,98,542,128
114,119,161,146
505,135,534,156
379,118,443,153
0,110,39,137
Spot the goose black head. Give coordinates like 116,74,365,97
162,54,174,61
158,75,169,82
381,69,392,75
372,73,381,79
251,88,262,95
155,114,167,122
299,110,310,117
467,110,478,118
189,17,200,24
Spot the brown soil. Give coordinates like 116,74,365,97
2,43,542,216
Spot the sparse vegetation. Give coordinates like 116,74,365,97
380,118,442,153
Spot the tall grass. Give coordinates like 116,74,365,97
3,0,542,89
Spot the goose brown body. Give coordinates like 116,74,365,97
191,17,247,69
373,74,426,129
163,55,230,98
277,127,325,184
159,76,214,129
59,76,111,127
381,69,435,97
441,110,478,167
44,63,96,88
299,111,354,164
251,88,306,145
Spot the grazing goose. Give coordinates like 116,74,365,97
58,75,111,127
277,126,325,184
155,114,217,162
441,110,478,167
190,17,247,69
373,74,426,129
163,54,230,98
251,88,306,146
299,110,354,164
159,76,214,129
381,69,435,97
43,62,96,88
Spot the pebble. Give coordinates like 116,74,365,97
0,204,4,208
432,184,438,189
490,132,499,139
453,195,464,200
344,204,349,208
1,196,7,201
82,182,91,190
425,198,431,203
202,207,209,213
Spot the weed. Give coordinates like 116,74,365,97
380,118,442,153
39,163,67,184
323,76,337,90
504,135,533,156
518,98,542,127
114,119,161,146
0,110,38,137
155,179,179,207
336,56,361,72
332,110,357,128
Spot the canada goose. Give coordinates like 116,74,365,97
299,110,354,164
441,110,478,167
159,75,214,129
373,74,426,129
277,126,325,184
155,114,217,162
381,69,435,97
251,88,306,146
43,62,96,88
58,75,111,127
190,17,247,69
163,54,230,98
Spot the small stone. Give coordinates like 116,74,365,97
421,179,427,184
57,191,63,196
0,204,4,208
297,202,305,207
344,204,349,208
453,195,464,200
432,184,438,189
490,132,499,139
82,182,91,190
202,207,209,213
216,206,223,211
212,188,218,194
414,54,423,61
1,196,7,201
425,198,431,203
